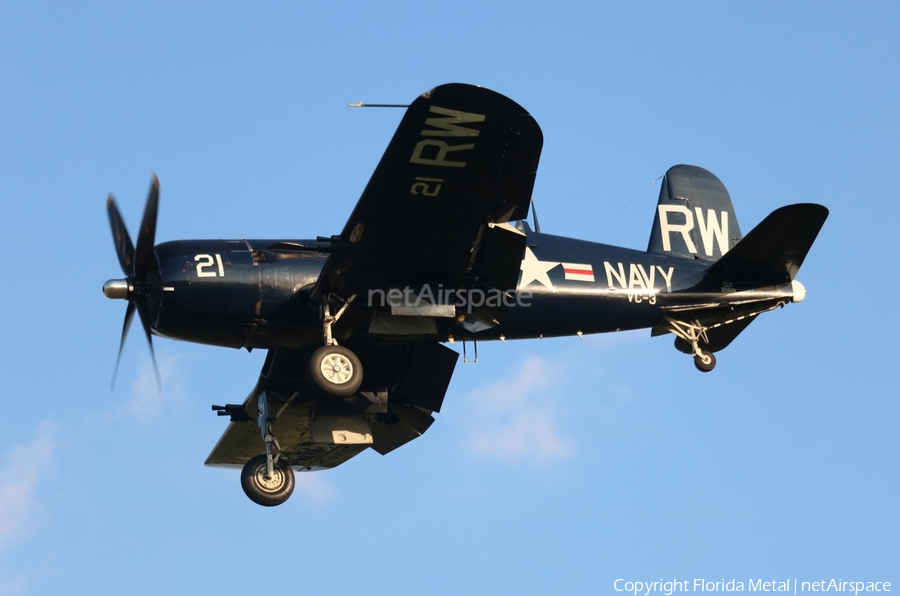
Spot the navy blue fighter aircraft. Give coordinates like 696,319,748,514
103,83,827,506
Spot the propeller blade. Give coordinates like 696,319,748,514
134,176,159,280
107,194,135,277
111,300,136,390
106,176,162,393
136,299,162,392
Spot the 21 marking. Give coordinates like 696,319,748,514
195,253,225,277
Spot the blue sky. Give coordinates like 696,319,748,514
1,2,898,594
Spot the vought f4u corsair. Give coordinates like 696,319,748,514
103,83,827,506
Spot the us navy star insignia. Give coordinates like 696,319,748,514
518,247,560,290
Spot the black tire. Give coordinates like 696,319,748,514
308,345,363,396
693,350,717,373
240,454,295,507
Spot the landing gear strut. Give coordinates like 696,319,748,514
241,389,295,506
665,318,717,373
308,294,363,395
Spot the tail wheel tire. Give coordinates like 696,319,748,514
240,454,295,507
693,350,717,373
309,345,363,396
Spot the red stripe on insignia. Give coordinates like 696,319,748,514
564,268,592,275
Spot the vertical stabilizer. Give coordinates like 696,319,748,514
647,165,742,261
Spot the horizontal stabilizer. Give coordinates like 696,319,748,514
672,315,757,354
706,203,828,285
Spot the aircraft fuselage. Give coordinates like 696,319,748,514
147,231,797,350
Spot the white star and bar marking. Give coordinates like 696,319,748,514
517,247,560,290
517,249,598,290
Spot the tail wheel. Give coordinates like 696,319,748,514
309,345,363,396
693,350,716,373
240,454,295,507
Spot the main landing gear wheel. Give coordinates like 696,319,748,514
309,344,363,396
693,350,717,373
240,454,295,507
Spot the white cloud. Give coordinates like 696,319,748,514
126,352,186,422
293,472,336,504
462,356,574,463
0,421,57,552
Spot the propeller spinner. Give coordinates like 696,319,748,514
104,176,162,390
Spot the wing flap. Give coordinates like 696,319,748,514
370,404,435,455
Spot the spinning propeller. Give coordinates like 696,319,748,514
103,176,162,390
